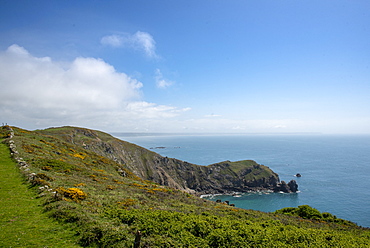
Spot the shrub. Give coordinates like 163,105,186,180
117,198,137,208
41,165,52,171
274,205,357,226
36,159,76,172
78,223,130,247
297,205,323,220
74,183,86,187
275,205,322,220
73,152,86,160
46,201,83,223
36,173,54,181
56,187,87,202
106,185,115,190
31,178,51,187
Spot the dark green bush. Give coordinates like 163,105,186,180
274,205,357,226
275,205,322,220
34,159,77,172
297,205,323,220
78,223,130,247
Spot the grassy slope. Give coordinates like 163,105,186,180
0,140,80,248
2,126,370,247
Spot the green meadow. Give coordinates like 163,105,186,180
0,140,79,247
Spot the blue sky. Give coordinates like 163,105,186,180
1,1,369,133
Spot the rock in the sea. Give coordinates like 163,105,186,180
274,180,299,193
288,180,298,192
274,181,290,193
296,173,302,177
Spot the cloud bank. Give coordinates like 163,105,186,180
101,31,158,59
0,44,186,130
1,45,349,134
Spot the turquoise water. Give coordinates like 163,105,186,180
113,133,370,227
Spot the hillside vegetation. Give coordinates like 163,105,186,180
35,126,285,194
1,125,370,247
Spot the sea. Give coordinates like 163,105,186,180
112,133,370,228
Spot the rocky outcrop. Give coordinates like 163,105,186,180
274,180,299,193
288,180,299,192
143,158,280,194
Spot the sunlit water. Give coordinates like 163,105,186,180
112,133,370,227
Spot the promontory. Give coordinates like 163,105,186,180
8,126,297,195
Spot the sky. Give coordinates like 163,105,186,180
1,0,370,134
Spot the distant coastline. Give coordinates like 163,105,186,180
111,132,323,138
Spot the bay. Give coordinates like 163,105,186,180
112,133,370,227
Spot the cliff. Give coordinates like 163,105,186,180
37,126,296,194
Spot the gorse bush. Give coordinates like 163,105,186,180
56,187,88,202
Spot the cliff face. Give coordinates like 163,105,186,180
40,127,296,194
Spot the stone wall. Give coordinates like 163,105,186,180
3,126,53,193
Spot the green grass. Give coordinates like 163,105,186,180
0,140,80,248
227,160,257,173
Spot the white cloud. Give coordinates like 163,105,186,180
126,102,189,119
133,31,157,58
204,114,221,118
101,31,159,59
0,45,141,110
0,44,184,130
154,69,174,89
100,34,122,47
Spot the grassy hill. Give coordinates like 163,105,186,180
1,125,369,247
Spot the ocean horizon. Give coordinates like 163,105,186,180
112,132,370,228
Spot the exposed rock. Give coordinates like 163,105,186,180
18,161,28,167
288,180,299,192
28,173,36,181
274,181,290,193
274,180,299,193
117,168,127,177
